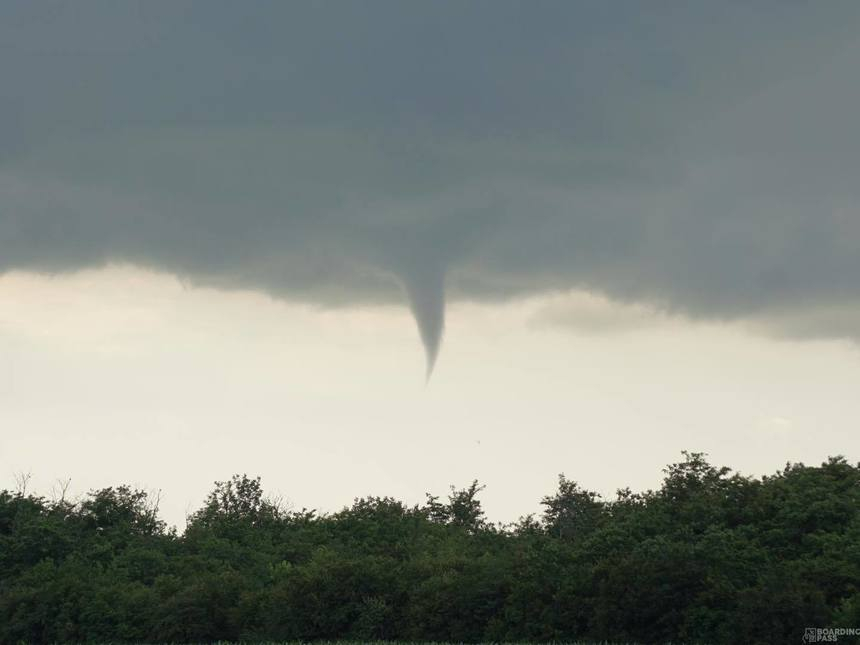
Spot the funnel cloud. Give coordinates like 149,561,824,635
403,268,446,379
2,2,860,370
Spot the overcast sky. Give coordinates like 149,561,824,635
2,2,860,527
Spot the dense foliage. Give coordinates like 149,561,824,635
1,453,859,644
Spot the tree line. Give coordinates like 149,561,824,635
1,452,859,643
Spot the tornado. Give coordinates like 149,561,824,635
402,267,446,380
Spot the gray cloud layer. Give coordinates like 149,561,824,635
2,2,860,370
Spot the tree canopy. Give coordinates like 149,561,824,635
1,453,858,644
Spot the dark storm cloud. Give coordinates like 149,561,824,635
2,1,860,369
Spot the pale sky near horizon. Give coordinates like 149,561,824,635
3,2,860,527
2,266,858,528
